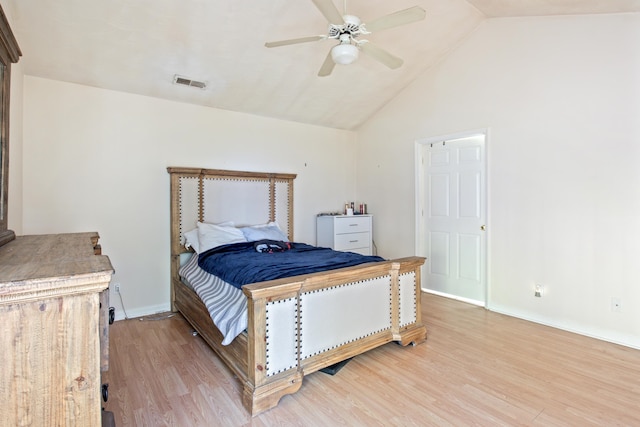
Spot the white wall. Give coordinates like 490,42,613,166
22,76,357,319
356,13,640,348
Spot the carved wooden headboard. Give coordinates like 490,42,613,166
167,167,297,308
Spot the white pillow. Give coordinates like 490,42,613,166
183,228,201,253
198,221,246,252
240,221,288,242
183,221,235,253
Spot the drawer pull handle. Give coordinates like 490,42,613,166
349,224,358,227
349,240,359,243
102,383,109,402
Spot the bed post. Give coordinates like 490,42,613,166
390,261,401,337
268,176,275,223
169,171,181,312
243,283,303,415
286,177,294,240
393,257,427,346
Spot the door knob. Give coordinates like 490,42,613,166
480,225,486,231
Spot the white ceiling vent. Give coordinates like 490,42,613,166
173,75,207,89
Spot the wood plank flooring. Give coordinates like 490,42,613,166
102,294,640,426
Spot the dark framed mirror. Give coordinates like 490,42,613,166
0,4,21,247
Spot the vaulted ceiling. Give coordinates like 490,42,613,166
7,0,640,130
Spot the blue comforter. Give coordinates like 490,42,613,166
198,242,384,289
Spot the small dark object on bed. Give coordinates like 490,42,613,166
253,239,291,253
319,357,353,375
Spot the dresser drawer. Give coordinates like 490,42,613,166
316,214,373,256
335,232,371,251
334,216,371,234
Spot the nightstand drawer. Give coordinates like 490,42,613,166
334,216,371,234
335,232,371,251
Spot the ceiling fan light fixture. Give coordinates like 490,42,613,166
331,43,359,65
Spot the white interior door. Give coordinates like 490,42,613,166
416,133,487,305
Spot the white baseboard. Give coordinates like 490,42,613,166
112,303,171,322
422,288,485,307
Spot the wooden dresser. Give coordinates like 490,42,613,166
0,232,114,427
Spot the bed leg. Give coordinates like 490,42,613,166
396,324,427,347
242,371,304,416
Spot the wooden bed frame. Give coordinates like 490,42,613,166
168,167,426,416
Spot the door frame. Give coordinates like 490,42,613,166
415,128,490,307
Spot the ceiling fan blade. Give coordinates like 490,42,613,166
265,35,325,48
312,0,344,24
318,50,336,77
364,6,426,33
359,42,404,69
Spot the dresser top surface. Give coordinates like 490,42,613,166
0,232,114,286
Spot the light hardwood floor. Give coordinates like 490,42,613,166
102,294,640,426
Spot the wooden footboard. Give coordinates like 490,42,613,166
173,256,425,416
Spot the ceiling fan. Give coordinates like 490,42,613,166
265,0,426,77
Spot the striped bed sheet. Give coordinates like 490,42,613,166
178,252,247,345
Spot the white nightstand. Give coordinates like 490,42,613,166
316,214,373,255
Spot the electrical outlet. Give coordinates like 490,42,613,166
534,284,543,298
114,283,120,293
611,297,621,312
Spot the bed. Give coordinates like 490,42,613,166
168,167,427,416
